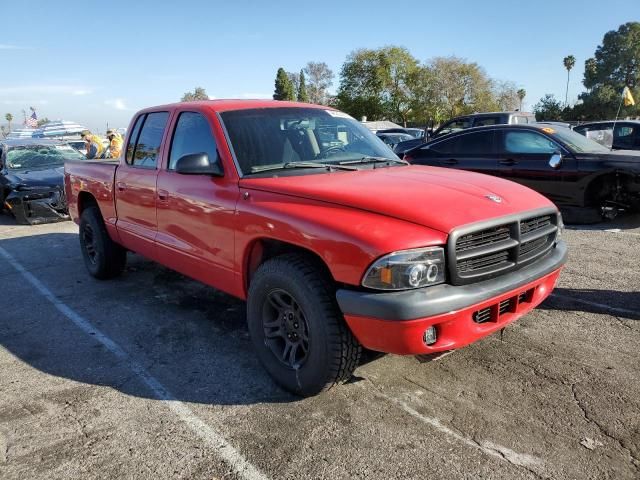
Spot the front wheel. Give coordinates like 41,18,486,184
79,206,126,279
247,253,361,396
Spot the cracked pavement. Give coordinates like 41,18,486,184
0,213,638,479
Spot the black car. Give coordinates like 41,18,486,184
573,120,640,150
0,139,85,224
404,124,640,220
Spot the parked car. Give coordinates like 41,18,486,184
0,139,84,224
376,132,414,149
404,124,640,221
65,100,567,396
377,127,425,139
573,120,640,150
431,111,536,140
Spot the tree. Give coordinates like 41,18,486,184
181,87,209,102
579,22,640,118
273,67,295,101
492,80,520,111
563,55,576,106
517,88,526,111
287,71,299,99
297,69,309,102
304,62,334,105
36,117,50,127
5,113,12,132
336,49,386,120
533,94,563,121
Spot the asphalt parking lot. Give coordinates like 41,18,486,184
0,213,638,480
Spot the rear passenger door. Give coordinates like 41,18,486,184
420,130,499,176
114,111,170,256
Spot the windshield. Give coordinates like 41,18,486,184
546,127,610,154
220,107,398,175
5,144,85,170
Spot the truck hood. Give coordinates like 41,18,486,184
240,165,555,234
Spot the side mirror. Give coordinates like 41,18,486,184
549,152,562,169
175,152,223,176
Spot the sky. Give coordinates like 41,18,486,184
1,0,637,132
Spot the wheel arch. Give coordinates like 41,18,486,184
243,238,335,296
583,169,638,207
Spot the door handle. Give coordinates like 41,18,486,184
116,182,127,191
443,158,458,165
499,159,517,166
157,189,169,201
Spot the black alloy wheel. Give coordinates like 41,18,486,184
262,289,310,369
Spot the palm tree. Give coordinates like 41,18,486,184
5,113,13,132
563,55,576,107
517,89,526,111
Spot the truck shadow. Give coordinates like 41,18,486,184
539,287,640,321
0,232,300,406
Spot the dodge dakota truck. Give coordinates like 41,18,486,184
65,100,567,396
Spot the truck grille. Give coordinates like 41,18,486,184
448,210,558,285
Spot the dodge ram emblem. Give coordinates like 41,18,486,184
485,194,503,203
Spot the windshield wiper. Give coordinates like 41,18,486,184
337,156,409,166
250,161,357,173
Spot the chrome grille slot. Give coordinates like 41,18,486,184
498,298,512,315
472,307,492,324
520,215,551,235
456,226,511,253
520,236,547,257
458,250,509,273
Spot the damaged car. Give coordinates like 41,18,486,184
0,139,85,224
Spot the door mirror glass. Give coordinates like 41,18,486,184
549,152,562,169
175,152,223,176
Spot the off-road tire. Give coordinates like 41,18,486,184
79,206,126,279
247,253,361,396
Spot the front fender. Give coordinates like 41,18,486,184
235,189,448,287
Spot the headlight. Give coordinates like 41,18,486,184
362,247,446,290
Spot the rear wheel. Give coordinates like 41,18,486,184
247,253,361,396
79,206,126,279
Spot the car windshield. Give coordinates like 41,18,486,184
379,134,413,144
546,127,610,154
220,107,398,175
5,144,86,170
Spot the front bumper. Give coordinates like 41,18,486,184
5,187,69,225
336,240,567,355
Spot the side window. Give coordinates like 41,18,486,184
436,118,470,136
455,131,494,154
502,131,558,155
613,124,635,148
131,112,169,168
474,117,500,127
169,112,219,170
125,115,145,164
583,125,613,148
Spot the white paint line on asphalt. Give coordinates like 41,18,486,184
368,386,543,471
0,245,269,480
551,293,639,317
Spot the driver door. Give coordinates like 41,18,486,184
496,129,577,205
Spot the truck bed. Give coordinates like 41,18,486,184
64,160,118,227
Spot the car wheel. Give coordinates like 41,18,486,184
79,206,126,279
247,253,361,396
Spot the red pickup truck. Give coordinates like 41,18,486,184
65,100,567,396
